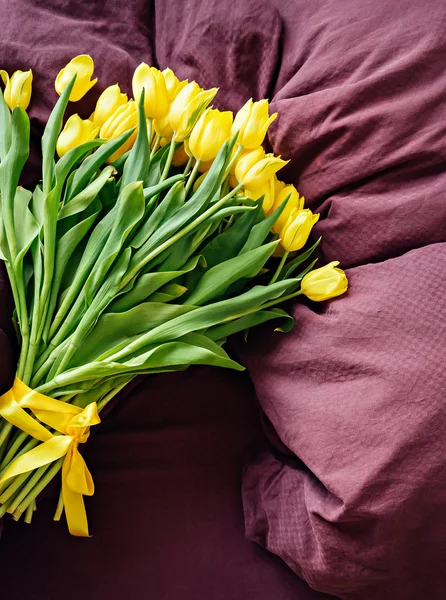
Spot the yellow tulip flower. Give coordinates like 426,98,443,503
271,184,304,233
100,101,138,162
162,68,187,102
169,82,218,141
301,261,348,301
188,108,233,162
198,159,213,173
93,84,128,128
55,55,97,102
244,177,275,212
159,138,189,167
274,177,286,196
229,173,239,189
280,209,319,252
232,98,277,149
233,147,265,181
0,69,33,110
56,114,99,157
132,63,169,119
154,112,174,138
172,144,189,167
235,151,288,190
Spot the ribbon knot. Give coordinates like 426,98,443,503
0,378,100,536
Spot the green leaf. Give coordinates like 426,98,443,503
48,200,120,338
14,187,40,268
206,307,294,340
58,165,114,220
128,140,232,271
144,144,170,187
102,278,298,361
41,202,102,344
239,199,287,255
0,89,11,160
186,240,279,306
148,282,187,302
119,91,150,191
108,255,202,312
0,107,30,255
130,181,185,249
199,202,262,270
54,139,104,196
83,181,145,304
69,129,135,199
53,335,244,387
69,302,195,367
41,76,76,193
281,237,321,280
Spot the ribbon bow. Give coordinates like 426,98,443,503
0,378,100,536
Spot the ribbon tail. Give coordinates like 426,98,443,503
0,435,72,485
62,449,91,537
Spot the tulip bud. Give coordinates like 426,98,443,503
274,177,286,196
234,147,265,181
280,209,319,252
198,159,213,173
153,112,174,139
132,63,169,119
100,101,138,162
169,82,218,141
271,184,304,233
229,174,239,189
235,151,288,190
55,55,97,102
162,68,187,102
56,114,99,157
172,144,189,167
93,84,128,128
232,99,277,149
188,108,233,162
244,177,275,213
301,261,348,301
0,69,33,110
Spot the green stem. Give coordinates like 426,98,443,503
160,134,176,181
11,459,63,518
0,422,14,451
53,488,64,521
225,143,243,176
183,155,193,176
24,501,35,523
118,182,244,296
0,472,29,503
184,159,201,195
0,431,33,471
150,134,161,158
269,251,289,285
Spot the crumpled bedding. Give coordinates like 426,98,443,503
0,0,445,599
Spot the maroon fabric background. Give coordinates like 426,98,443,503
0,0,445,599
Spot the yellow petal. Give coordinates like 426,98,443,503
55,55,97,102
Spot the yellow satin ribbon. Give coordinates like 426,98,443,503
0,378,100,536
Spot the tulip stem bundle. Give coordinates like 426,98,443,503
0,55,348,536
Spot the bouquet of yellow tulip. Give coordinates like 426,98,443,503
0,55,348,537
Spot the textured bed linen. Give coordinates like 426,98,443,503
0,0,445,599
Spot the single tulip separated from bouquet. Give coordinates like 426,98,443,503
0,69,33,110
0,53,348,537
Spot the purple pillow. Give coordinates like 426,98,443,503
237,0,446,598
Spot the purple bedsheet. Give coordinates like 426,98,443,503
0,0,445,599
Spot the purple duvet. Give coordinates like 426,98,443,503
0,0,445,599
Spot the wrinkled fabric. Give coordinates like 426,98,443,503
0,0,445,599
